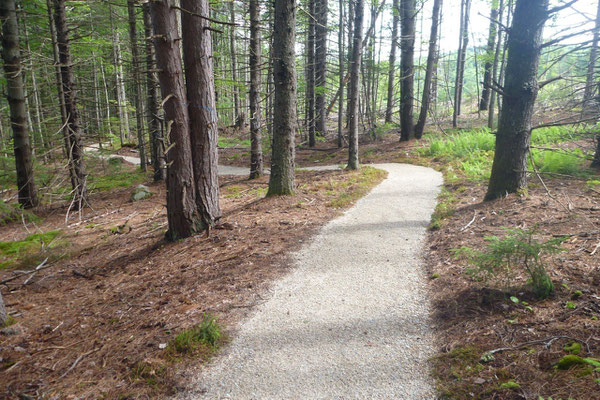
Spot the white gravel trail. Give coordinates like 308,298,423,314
177,163,443,400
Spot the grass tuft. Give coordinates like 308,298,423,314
168,314,222,355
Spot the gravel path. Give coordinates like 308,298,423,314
177,163,443,399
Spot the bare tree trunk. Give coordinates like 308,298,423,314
488,0,504,129
315,0,328,138
385,0,399,123
0,0,38,208
111,6,130,145
485,0,549,201
584,0,600,110
267,0,297,196
142,3,164,181
127,0,147,170
307,0,316,147
337,0,344,148
150,0,200,239
54,0,88,209
399,0,416,141
415,0,442,138
249,0,264,178
479,3,498,111
46,0,67,131
452,0,471,128
181,0,222,228
348,0,364,170
229,1,242,127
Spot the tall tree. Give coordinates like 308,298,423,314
127,0,147,170
229,0,242,127
143,2,165,181
479,1,499,111
54,0,88,209
150,0,200,239
314,0,328,138
249,0,264,178
337,0,344,148
488,0,505,128
181,0,222,228
399,0,416,141
415,0,443,138
307,0,316,147
267,0,297,195
583,0,600,109
452,0,471,128
385,0,399,123
485,0,550,200
0,0,38,208
348,0,364,170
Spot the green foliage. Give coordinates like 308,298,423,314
531,149,590,177
429,188,456,230
0,201,40,226
0,230,64,270
499,380,521,390
564,342,581,355
169,314,222,354
321,167,387,208
218,137,251,148
453,228,566,298
555,355,600,370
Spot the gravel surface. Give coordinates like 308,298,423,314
176,163,442,399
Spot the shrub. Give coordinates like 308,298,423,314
453,228,566,299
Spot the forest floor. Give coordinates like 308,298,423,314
0,154,387,399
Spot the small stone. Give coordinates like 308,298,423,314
159,343,167,349
473,378,486,385
1,325,22,336
14,346,25,352
131,185,152,202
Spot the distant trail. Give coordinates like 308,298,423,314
176,163,443,399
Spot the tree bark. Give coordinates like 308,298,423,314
399,0,416,141
488,0,504,129
54,0,88,210
229,1,242,127
485,0,549,201
307,0,316,147
127,0,147,170
337,0,344,148
181,0,222,228
150,0,201,239
415,0,443,138
348,0,364,170
0,0,38,208
479,3,499,111
385,0,399,123
143,2,165,181
314,0,328,138
249,0,264,178
267,0,297,196
452,0,471,128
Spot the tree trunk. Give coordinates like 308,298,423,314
583,0,600,110
143,2,165,181
54,0,88,210
307,0,316,147
488,0,504,129
314,0,328,138
249,0,264,178
127,0,147,170
229,1,242,127
337,0,344,148
46,0,67,134
452,0,471,128
0,0,38,208
485,0,549,201
479,3,499,111
385,0,399,123
267,0,297,196
181,0,222,228
348,0,364,170
399,0,416,141
150,0,201,239
415,0,443,138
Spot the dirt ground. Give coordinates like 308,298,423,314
425,173,600,398
0,160,385,399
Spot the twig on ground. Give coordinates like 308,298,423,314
58,347,101,380
487,335,591,356
460,211,477,232
1,258,49,286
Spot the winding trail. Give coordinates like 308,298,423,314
176,163,443,399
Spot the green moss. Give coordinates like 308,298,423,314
556,355,586,369
564,342,581,355
1,315,16,329
499,380,520,390
0,201,40,226
0,230,66,270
